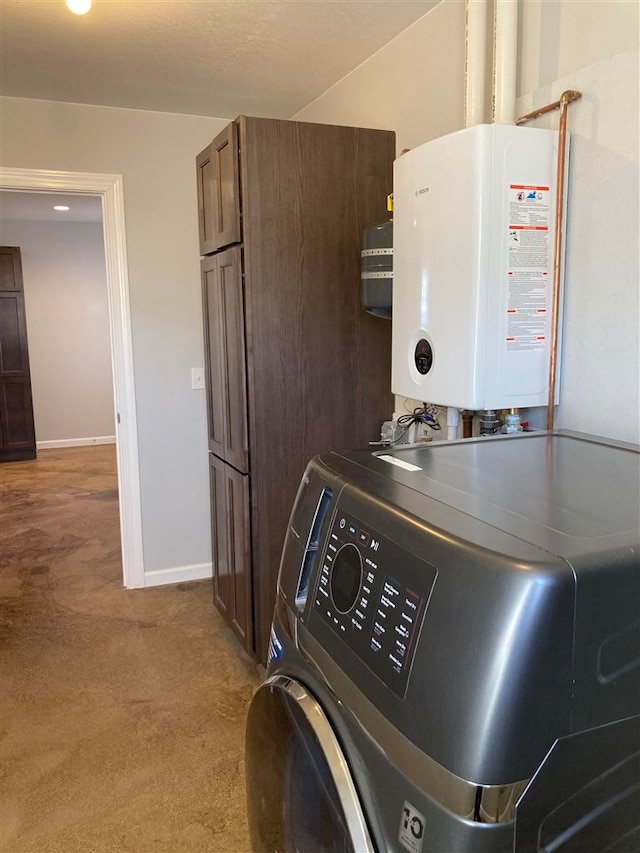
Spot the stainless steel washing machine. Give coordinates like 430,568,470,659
245,431,640,852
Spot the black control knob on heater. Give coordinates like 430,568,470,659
414,339,433,375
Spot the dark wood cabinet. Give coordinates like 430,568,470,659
0,246,36,462
198,116,395,662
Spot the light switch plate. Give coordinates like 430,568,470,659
191,367,205,390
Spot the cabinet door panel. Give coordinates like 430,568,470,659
196,123,241,254
202,249,249,471
196,146,217,256
215,124,241,249
209,454,253,652
209,454,230,617
225,463,253,648
219,247,249,473
202,256,226,458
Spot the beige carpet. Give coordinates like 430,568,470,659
0,445,261,853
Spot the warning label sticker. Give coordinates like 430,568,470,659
506,184,551,352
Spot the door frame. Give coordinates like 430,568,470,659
0,167,145,588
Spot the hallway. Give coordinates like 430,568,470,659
0,445,259,852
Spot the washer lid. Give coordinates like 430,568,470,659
325,431,640,562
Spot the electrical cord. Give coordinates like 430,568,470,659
371,404,441,446
396,405,441,433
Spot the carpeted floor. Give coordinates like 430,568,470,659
0,445,261,853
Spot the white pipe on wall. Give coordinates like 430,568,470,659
447,407,460,441
493,0,518,124
443,0,519,440
451,1,490,441
464,0,490,128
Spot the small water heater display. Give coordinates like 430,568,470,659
392,123,563,410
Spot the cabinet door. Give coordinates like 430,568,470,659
201,247,249,473
202,254,226,459
0,247,36,461
196,123,241,255
209,453,253,652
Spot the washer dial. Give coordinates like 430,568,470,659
330,543,363,614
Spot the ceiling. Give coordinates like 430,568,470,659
0,0,439,120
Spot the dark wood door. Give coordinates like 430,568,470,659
0,247,36,461
201,247,249,473
196,123,241,255
209,453,253,651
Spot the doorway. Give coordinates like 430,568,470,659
0,168,144,589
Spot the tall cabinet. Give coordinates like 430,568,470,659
196,117,395,662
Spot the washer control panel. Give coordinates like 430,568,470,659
312,509,436,698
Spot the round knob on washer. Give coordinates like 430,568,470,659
330,543,363,614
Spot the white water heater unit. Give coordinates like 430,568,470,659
392,123,562,409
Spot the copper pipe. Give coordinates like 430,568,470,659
515,90,582,430
515,90,582,126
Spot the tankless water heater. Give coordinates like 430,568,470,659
392,123,562,409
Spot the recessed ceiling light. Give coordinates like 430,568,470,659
53,205,70,212
66,0,92,14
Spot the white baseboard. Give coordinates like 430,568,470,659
37,436,117,449
144,562,213,588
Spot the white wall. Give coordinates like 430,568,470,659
295,0,640,444
1,219,114,446
0,98,227,576
517,0,639,441
295,0,466,152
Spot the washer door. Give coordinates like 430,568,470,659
245,674,374,853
